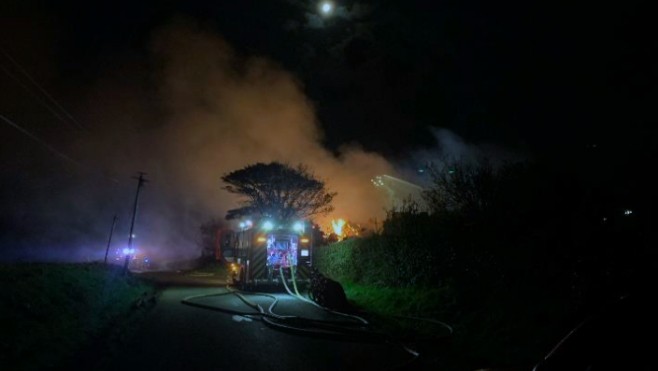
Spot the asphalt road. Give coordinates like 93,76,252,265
100,272,413,371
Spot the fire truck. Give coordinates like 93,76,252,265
217,219,314,287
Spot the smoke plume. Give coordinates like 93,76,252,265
52,20,393,261
5,21,519,263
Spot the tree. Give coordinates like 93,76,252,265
423,158,498,217
221,162,336,221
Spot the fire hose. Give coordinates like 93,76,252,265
181,265,453,368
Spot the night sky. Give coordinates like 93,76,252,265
1,0,656,260
3,1,654,154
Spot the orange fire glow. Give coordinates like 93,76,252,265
331,219,346,236
327,218,360,241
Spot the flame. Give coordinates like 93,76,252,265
325,218,361,242
331,219,346,237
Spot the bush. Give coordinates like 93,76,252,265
314,237,361,283
315,222,444,288
313,157,653,369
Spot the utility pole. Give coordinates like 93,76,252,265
124,172,148,273
104,215,118,264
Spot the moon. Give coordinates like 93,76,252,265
319,1,334,16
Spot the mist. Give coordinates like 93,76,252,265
397,128,525,190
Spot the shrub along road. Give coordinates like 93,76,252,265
98,272,414,371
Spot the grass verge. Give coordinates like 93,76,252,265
0,263,154,370
342,282,454,340
341,280,568,370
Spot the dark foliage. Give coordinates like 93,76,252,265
308,267,350,312
221,162,336,221
0,263,153,369
315,157,655,369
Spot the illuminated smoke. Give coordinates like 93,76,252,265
59,20,393,260
1,19,520,263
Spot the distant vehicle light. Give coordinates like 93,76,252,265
262,221,274,230
293,221,304,233
256,236,267,243
245,220,253,228
300,238,310,243
239,222,245,229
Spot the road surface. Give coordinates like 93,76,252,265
99,272,415,370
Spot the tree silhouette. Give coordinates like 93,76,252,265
221,162,336,221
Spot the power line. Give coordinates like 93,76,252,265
0,113,84,167
0,63,73,127
0,47,87,131
0,113,118,184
